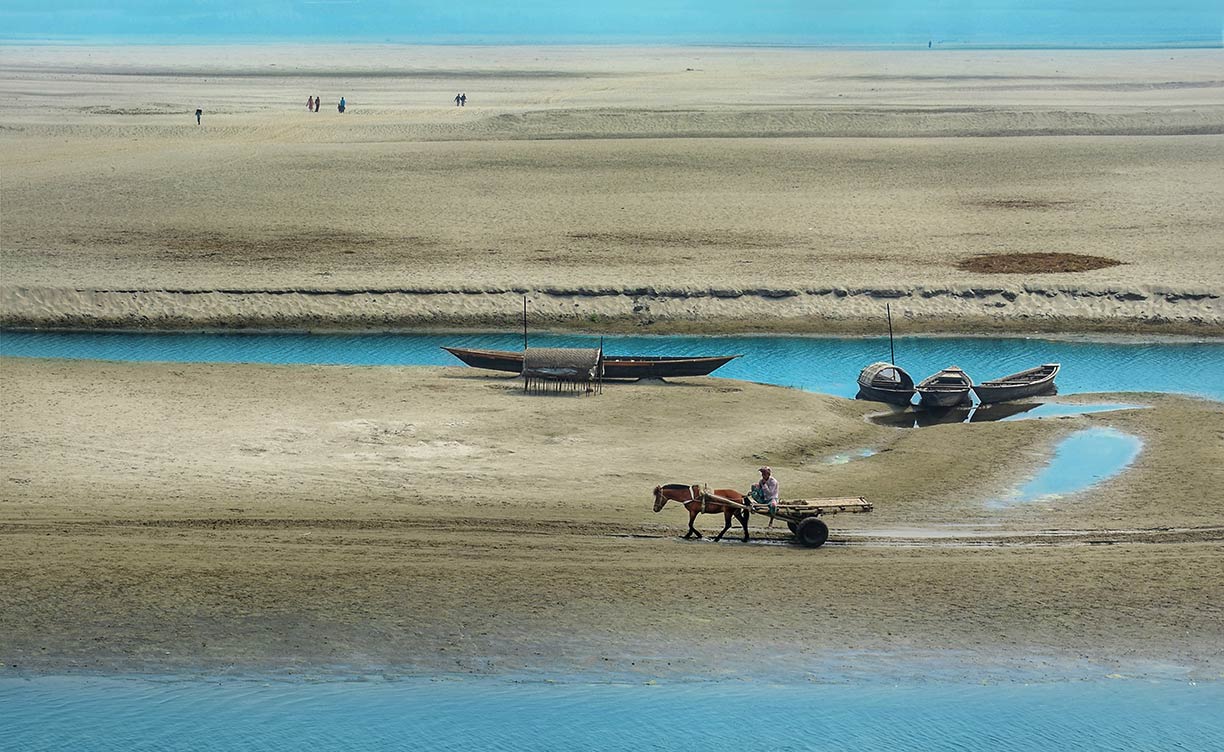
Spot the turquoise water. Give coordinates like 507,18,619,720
996,427,1144,506
3,331,1221,401
2,675,1221,751
3,1,1220,47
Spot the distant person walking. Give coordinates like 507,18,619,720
307,95,314,111
314,95,320,112
455,93,461,107
195,108,202,125
338,96,346,113
460,92,466,107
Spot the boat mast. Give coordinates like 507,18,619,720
886,303,896,365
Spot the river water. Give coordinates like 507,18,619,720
3,331,1221,400
2,675,1221,751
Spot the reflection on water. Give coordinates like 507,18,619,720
1,675,1221,752
993,427,1144,507
2,331,1221,400
870,402,1142,428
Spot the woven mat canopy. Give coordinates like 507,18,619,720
523,347,601,379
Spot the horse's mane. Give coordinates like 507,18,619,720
660,483,695,491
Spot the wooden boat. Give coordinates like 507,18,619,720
916,366,974,408
442,347,740,380
855,362,915,405
972,363,1060,404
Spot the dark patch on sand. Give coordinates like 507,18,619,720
52,229,436,262
566,231,796,250
957,252,1123,274
971,198,1077,210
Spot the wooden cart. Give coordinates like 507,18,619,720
703,492,873,548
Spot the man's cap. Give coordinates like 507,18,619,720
758,466,771,473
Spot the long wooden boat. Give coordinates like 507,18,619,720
442,347,740,380
972,363,1060,404
916,366,974,408
856,362,915,405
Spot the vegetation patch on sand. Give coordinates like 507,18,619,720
957,252,1124,274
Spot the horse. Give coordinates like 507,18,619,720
652,483,750,542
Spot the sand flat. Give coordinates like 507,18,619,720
1,46,1222,333
2,357,1222,678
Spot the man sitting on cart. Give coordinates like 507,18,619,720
749,466,779,514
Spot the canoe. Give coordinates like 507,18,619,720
442,347,741,380
972,363,1060,404
916,366,974,408
855,362,915,405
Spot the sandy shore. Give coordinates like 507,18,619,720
2,45,1222,334
2,357,1222,679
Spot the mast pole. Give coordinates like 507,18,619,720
887,303,896,365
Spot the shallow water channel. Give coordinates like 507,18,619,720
3,331,1222,400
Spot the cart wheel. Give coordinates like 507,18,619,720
795,518,829,548
786,521,798,535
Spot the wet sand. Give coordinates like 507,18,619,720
2,357,1221,679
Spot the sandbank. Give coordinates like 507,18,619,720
1,45,1222,334
2,357,1221,679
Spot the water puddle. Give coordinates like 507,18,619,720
823,448,878,464
991,427,1143,507
869,402,1142,428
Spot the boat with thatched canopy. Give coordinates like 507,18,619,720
856,362,915,405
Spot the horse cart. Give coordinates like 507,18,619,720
705,491,873,547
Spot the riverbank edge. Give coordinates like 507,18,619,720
3,647,1219,686
2,285,1220,336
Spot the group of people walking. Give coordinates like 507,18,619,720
454,92,467,106
306,95,346,113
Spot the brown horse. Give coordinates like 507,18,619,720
652,483,750,542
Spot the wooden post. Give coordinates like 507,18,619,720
886,303,896,365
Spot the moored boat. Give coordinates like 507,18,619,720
856,362,915,405
972,363,1060,404
916,366,974,408
442,347,740,380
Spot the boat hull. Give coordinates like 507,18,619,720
917,389,973,408
442,347,739,379
972,364,1060,404
916,366,974,409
